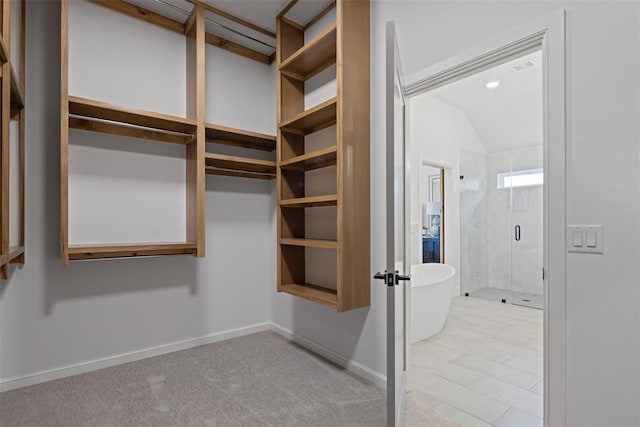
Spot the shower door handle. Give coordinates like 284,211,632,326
515,225,521,241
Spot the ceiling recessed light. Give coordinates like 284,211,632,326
486,81,500,89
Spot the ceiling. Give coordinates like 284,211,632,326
427,51,543,153
201,0,287,33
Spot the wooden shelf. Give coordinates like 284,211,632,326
279,97,337,135
280,145,337,171
280,24,336,80
204,153,276,180
8,246,24,263
205,123,276,152
279,283,338,309
280,194,338,208
68,96,196,134
68,242,197,261
0,34,7,63
280,238,337,249
10,64,24,113
205,153,276,174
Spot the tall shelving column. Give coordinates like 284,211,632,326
0,0,26,278
186,4,206,257
276,0,370,312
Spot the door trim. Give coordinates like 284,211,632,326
401,10,566,426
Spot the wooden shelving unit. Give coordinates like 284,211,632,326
276,1,370,312
0,0,26,278
60,0,280,264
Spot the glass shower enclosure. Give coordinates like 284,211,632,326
460,147,543,309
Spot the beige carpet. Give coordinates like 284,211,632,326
0,331,453,426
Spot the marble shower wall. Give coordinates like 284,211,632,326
459,149,489,294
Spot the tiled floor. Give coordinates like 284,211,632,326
408,296,543,427
468,287,544,310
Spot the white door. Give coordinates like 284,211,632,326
375,20,408,427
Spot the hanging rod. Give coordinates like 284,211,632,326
153,0,277,50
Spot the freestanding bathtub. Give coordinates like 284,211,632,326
411,263,457,344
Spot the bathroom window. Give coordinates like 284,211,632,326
497,168,543,189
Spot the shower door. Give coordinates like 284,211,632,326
509,150,544,309
460,147,543,308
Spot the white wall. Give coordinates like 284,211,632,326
0,0,274,385
409,95,487,291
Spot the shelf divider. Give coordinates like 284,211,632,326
279,24,336,81
279,283,338,309
280,238,337,249
280,194,338,208
205,123,276,151
279,97,337,135
68,242,198,261
68,96,196,134
280,145,337,171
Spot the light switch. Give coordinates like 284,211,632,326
568,225,604,254
572,231,583,247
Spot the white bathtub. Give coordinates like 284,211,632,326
411,263,456,344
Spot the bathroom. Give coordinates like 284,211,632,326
406,51,545,426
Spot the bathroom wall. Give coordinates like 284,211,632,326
486,146,543,294
408,95,487,292
459,148,489,295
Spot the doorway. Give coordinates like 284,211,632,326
386,11,567,427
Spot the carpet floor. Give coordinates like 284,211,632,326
0,331,454,427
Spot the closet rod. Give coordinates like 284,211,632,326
153,0,277,50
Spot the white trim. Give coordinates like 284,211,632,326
0,322,270,393
269,323,387,389
401,9,566,427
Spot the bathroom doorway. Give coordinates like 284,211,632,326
405,47,548,426
419,164,444,265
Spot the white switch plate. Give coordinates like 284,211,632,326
568,225,604,254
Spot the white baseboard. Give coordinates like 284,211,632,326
0,322,270,393
269,322,387,389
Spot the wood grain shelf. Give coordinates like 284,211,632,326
280,238,337,249
205,153,276,174
280,145,337,171
279,283,338,309
69,116,192,145
0,34,7,63
10,64,24,113
279,24,336,80
205,168,276,180
8,246,24,263
280,194,338,208
67,242,197,261
204,152,276,180
68,96,196,134
205,123,276,152
279,97,337,135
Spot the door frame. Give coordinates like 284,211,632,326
400,10,566,426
